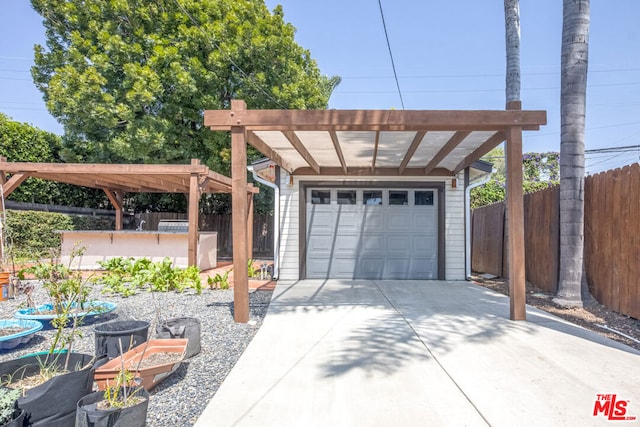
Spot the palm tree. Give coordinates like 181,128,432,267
554,0,590,307
504,0,521,106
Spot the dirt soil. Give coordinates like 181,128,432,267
471,275,640,352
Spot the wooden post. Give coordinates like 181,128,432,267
231,100,249,323
188,159,200,268
505,122,526,321
103,190,124,230
247,193,254,260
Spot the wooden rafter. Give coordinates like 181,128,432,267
399,131,427,174
454,131,506,173
329,130,348,174
425,131,471,175
282,131,320,174
247,131,295,173
371,131,381,173
1,173,29,198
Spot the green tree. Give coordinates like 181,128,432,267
0,113,108,207
470,148,559,209
31,0,338,170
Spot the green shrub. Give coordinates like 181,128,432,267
70,215,114,230
5,210,74,259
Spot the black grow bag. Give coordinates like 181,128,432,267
76,388,149,427
156,317,201,359
0,353,105,427
94,320,149,360
3,409,25,427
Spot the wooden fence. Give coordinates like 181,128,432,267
137,212,274,259
472,164,640,319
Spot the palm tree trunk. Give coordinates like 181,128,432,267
504,0,521,105
555,0,590,307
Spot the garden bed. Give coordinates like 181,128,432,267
0,280,272,426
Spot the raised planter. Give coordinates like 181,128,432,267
0,353,106,427
94,320,150,360
95,339,187,391
76,387,149,427
14,301,117,322
0,319,43,350
156,317,200,359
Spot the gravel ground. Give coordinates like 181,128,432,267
0,281,273,427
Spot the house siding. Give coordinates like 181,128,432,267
278,173,467,281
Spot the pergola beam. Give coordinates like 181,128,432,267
282,131,320,174
205,109,546,131
454,131,506,174
425,131,471,175
103,189,124,230
329,130,348,174
1,173,29,198
399,131,427,174
371,131,380,173
247,131,295,173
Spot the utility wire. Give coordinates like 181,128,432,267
377,0,404,109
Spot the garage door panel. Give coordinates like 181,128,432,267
386,211,413,232
410,258,438,279
359,233,386,253
362,210,385,231
307,210,335,233
306,187,439,280
307,235,334,253
387,235,412,253
357,257,385,278
334,235,359,253
383,258,411,279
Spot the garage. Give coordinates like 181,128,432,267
303,184,443,280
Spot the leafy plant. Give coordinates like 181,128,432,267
95,257,202,296
0,387,20,425
18,244,94,357
247,259,259,278
207,270,230,290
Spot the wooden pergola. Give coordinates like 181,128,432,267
205,100,546,323
0,158,258,266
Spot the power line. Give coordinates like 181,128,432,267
339,67,640,80
377,0,404,109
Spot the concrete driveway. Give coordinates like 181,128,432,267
195,280,640,426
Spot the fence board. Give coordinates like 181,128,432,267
471,202,504,276
523,186,559,293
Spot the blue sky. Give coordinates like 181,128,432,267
1,1,639,173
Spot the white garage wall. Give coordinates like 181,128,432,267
277,173,466,281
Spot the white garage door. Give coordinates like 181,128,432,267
306,187,439,279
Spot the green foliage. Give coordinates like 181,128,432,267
5,210,74,259
0,113,109,208
102,368,144,409
18,244,93,356
471,150,560,209
247,259,259,278
70,215,115,230
95,257,202,296
0,387,20,425
207,269,230,290
31,0,337,162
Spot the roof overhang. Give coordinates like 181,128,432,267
0,161,259,196
205,108,546,177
